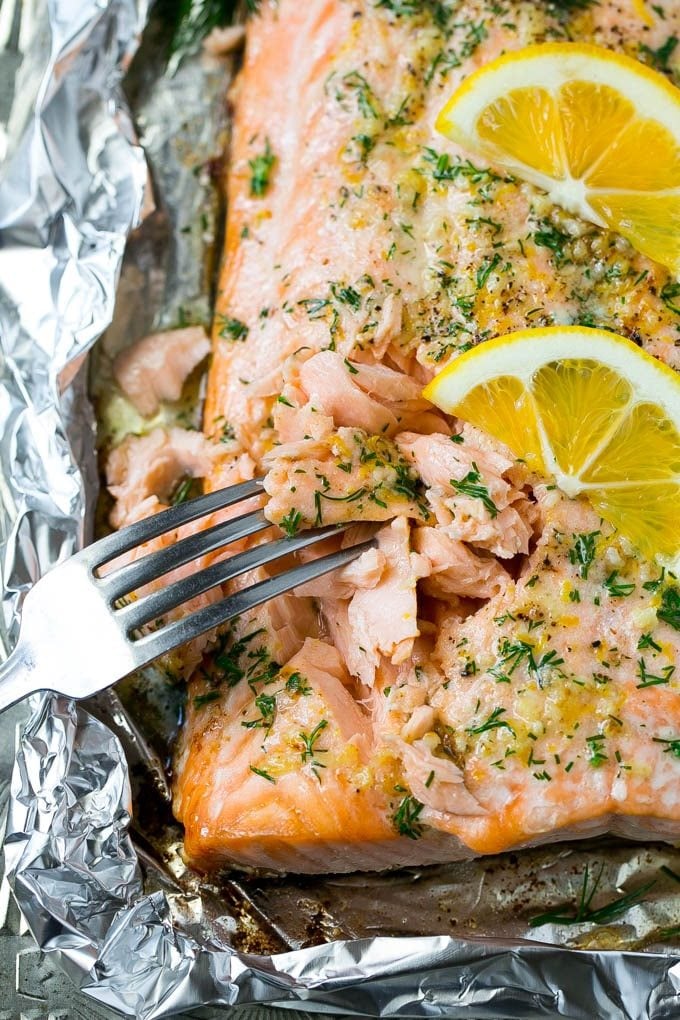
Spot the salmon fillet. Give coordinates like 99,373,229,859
131,0,680,873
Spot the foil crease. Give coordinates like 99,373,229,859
2,3,680,1018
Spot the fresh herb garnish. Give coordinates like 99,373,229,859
331,283,362,309
249,765,276,784
569,531,600,579
653,737,680,759
638,632,662,652
643,567,666,592
451,463,498,517
219,315,249,341
661,281,680,316
249,138,276,197
476,252,502,289
424,21,488,84
658,586,680,630
285,671,312,695
466,706,515,736
299,719,329,777
529,863,655,928
392,793,425,839
166,0,255,68
533,219,570,265
300,719,328,761
636,657,675,688
280,507,302,537
640,35,678,72
313,485,368,524
242,691,277,730
585,734,608,767
193,690,220,709
340,70,380,118
170,476,199,505
603,571,635,598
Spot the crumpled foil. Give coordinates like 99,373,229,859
3,3,680,1018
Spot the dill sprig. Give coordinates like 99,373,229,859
392,793,425,839
249,764,275,783
569,531,600,579
451,462,498,517
529,863,655,928
249,138,276,197
280,507,302,537
466,706,515,736
167,0,259,66
658,586,680,631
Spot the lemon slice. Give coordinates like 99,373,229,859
436,43,680,274
422,327,680,567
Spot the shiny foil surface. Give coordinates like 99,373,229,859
2,3,680,1018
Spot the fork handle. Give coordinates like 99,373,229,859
0,642,39,713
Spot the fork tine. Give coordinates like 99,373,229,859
131,539,376,667
85,477,265,569
100,509,272,602
117,523,355,633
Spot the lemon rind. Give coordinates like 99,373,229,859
436,43,680,147
423,327,680,424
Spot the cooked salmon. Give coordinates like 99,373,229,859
107,0,680,873
113,326,210,418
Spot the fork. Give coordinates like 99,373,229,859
0,478,376,712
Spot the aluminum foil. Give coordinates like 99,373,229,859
3,2,680,1018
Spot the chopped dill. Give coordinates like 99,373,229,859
193,690,220,709
280,507,302,537
392,793,425,839
569,531,600,579
285,671,312,695
658,586,680,630
249,138,276,197
451,463,498,517
249,765,276,784
219,315,249,342
466,706,515,736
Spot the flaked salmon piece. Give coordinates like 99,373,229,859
298,518,429,688
263,427,430,530
273,351,447,445
395,738,487,818
113,327,210,418
344,517,429,685
300,351,447,429
414,526,510,600
107,427,222,529
397,430,536,558
294,543,386,600
300,351,408,436
165,0,680,872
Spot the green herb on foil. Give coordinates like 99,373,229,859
167,0,257,67
529,863,655,928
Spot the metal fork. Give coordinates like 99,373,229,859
0,478,375,712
